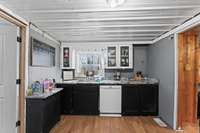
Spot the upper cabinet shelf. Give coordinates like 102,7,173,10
63,47,70,67
106,44,133,69
61,46,75,69
61,44,133,69
107,45,118,69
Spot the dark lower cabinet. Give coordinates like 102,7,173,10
56,84,73,114
57,83,158,116
26,91,61,133
140,84,158,115
122,85,140,115
73,85,99,115
122,84,158,116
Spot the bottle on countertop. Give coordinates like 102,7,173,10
43,79,50,93
48,79,55,91
43,79,55,92
32,81,42,95
27,86,33,96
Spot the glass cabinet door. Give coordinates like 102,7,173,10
63,47,70,67
120,46,129,67
107,47,117,67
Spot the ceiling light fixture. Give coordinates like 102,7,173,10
107,0,125,8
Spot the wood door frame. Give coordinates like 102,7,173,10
0,7,28,133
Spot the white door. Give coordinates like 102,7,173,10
0,23,18,133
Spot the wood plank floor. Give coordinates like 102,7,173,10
50,116,198,133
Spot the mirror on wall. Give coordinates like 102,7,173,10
30,37,55,67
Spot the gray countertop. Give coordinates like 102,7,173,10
56,78,159,85
26,88,63,99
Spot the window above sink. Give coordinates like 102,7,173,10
75,51,106,78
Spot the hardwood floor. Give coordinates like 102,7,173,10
50,116,199,133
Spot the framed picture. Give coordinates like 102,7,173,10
30,37,56,67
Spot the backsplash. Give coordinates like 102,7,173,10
104,69,134,80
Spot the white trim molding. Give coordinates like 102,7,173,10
30,23,61,45
173,33,178,130
0,4,28,26
153,13,200,43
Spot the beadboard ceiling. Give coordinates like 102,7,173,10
0,0,200,43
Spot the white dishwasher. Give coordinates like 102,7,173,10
100,85,122,116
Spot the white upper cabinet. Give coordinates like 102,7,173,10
61,44,133,69
105,44,133,69
61,45,75,69
106,45,119,69
119,44,133,69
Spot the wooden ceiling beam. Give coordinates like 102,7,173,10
61,39,153,43
63,37,155,40
62,40,153,44
19,5,200,14
33,16,191,23
46,29,168,33
41,23,177,30
56,34,159,37
52,33,161,37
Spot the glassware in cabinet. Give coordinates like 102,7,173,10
63,47,70,67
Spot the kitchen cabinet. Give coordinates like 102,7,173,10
119,45,133,68
61,46,75,69
122,85,140,115
26,89,62,133
73,85,99,115
105,44,133,69
56,84,73,114
122,84,158,116
140,84,158,115
56,82,158,116
106,45,118,69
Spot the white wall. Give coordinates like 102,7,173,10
28,28,61,85
147,35,176,129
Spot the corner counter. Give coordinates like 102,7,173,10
26,88,63,99
26,88,63,133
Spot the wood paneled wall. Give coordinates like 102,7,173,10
196,38,200,83
177,31,200,129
